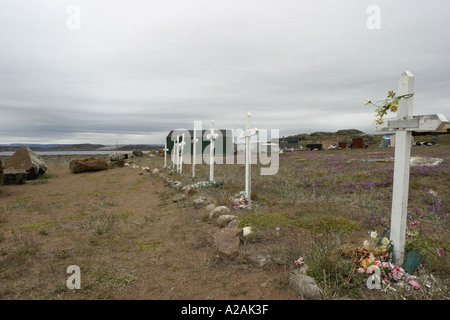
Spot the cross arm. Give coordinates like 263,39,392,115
372,114,448,132
240,128,259,139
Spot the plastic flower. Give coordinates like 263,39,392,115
359,254,375,270
408,280,421,290
381,237,390,247
363,240,371,248
389,266,405,281
293,257,305,268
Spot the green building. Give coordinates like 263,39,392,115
166,129,233,156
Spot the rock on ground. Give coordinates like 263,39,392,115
107,151,125,162
216,214,237,227
193,197,212,208
289,270,321,300
204,203,216,212
209,206,231,219
4,146,47,179
107,159,125,169
213,227,242,259
169,180,182,189
69,158,109,174
132,150,144,157
172,193,187,203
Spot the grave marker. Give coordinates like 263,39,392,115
206,120,218,181
372,70,448,265
240,113,258,204
163,141,169,168
175,135,180,171
192,127,199,178
178,133,186,175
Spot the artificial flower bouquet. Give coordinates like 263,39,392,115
233,191,249,209
353,230,420,289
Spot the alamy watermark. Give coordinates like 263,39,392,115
366,5,381,30
66,265,81,289
169,121,280,176
67,5,81,30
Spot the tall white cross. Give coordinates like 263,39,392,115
206,120,218,181
240,113,259,204
175,135,180,171
372,70,448,265
192,128,199,178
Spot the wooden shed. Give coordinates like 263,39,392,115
350,138,364,149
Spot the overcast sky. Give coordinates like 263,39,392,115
1,0,449,145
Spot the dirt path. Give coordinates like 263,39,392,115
0,157,299,300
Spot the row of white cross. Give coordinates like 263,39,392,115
162,71,447,267
164,113,258,204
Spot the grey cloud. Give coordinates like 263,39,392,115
0,0,449,144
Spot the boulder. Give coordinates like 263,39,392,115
217,214,237,227
107,151,125,162
193,197,212,208
4,146,47,180
209,206,231,219
213,228,242,259
227,220,239,228
289,270,321,300
169,180,182,188
108,159,125,169
132,150,144,157
204,203,216,212
172,193,187,203
69,158,109,174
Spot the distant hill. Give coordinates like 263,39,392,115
0,143,106,151
282,129,379,146
282,128,450,148
0,143,163,152
0,143,66,149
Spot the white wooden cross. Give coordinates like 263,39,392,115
206,120,218,181
372,70,448,265
240,113,259,204
192,128,199,178
172,134,180,171
178,133,186,175
163,141,169,168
